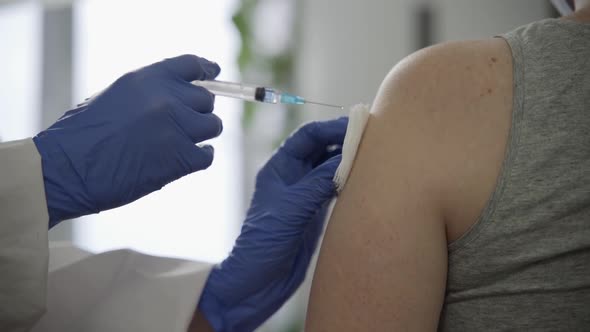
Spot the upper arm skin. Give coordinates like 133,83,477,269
305,38,513,331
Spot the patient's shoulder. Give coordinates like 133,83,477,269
375,38,512,116
372,38,514,242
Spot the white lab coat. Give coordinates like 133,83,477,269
0,139,214,332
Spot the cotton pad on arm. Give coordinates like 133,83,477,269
333,104,371,192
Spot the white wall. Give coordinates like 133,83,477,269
436,0,550,41
296,0,414,123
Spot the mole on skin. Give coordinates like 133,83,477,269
482,58,497,96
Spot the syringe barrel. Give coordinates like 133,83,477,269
192,80,259,102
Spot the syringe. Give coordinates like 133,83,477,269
192,80,343,109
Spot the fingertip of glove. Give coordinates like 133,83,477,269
323,154,343,170
202,60,221,79
308,154,341,181
213,114,223,136
300,155,341,194
199,144,215,156
194,144,215,170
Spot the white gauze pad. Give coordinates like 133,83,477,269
334,104,371,192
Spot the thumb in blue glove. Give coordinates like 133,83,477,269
198,117,348,332
34,54,223,227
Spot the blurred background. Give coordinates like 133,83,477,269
0,0,555,330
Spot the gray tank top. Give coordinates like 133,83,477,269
439,19,590,331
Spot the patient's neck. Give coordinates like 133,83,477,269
575,0,590,10
563,4,590,23
572,1,590,21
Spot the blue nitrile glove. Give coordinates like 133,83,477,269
33,55,222,228
198,117,348,332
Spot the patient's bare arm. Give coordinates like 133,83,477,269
305,38,513,331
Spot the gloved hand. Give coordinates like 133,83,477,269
198,117,348,332
34,55,222,227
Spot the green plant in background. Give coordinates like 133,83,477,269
232,0,257,127
232,0,299,136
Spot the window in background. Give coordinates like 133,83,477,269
73,0,242,263
0,0,41,142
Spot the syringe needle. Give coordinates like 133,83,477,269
304,99,345,110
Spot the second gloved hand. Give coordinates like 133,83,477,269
198,117,348,332
34,55,223,227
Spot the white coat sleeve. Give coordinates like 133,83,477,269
0,139,50,332
33,244,213,332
